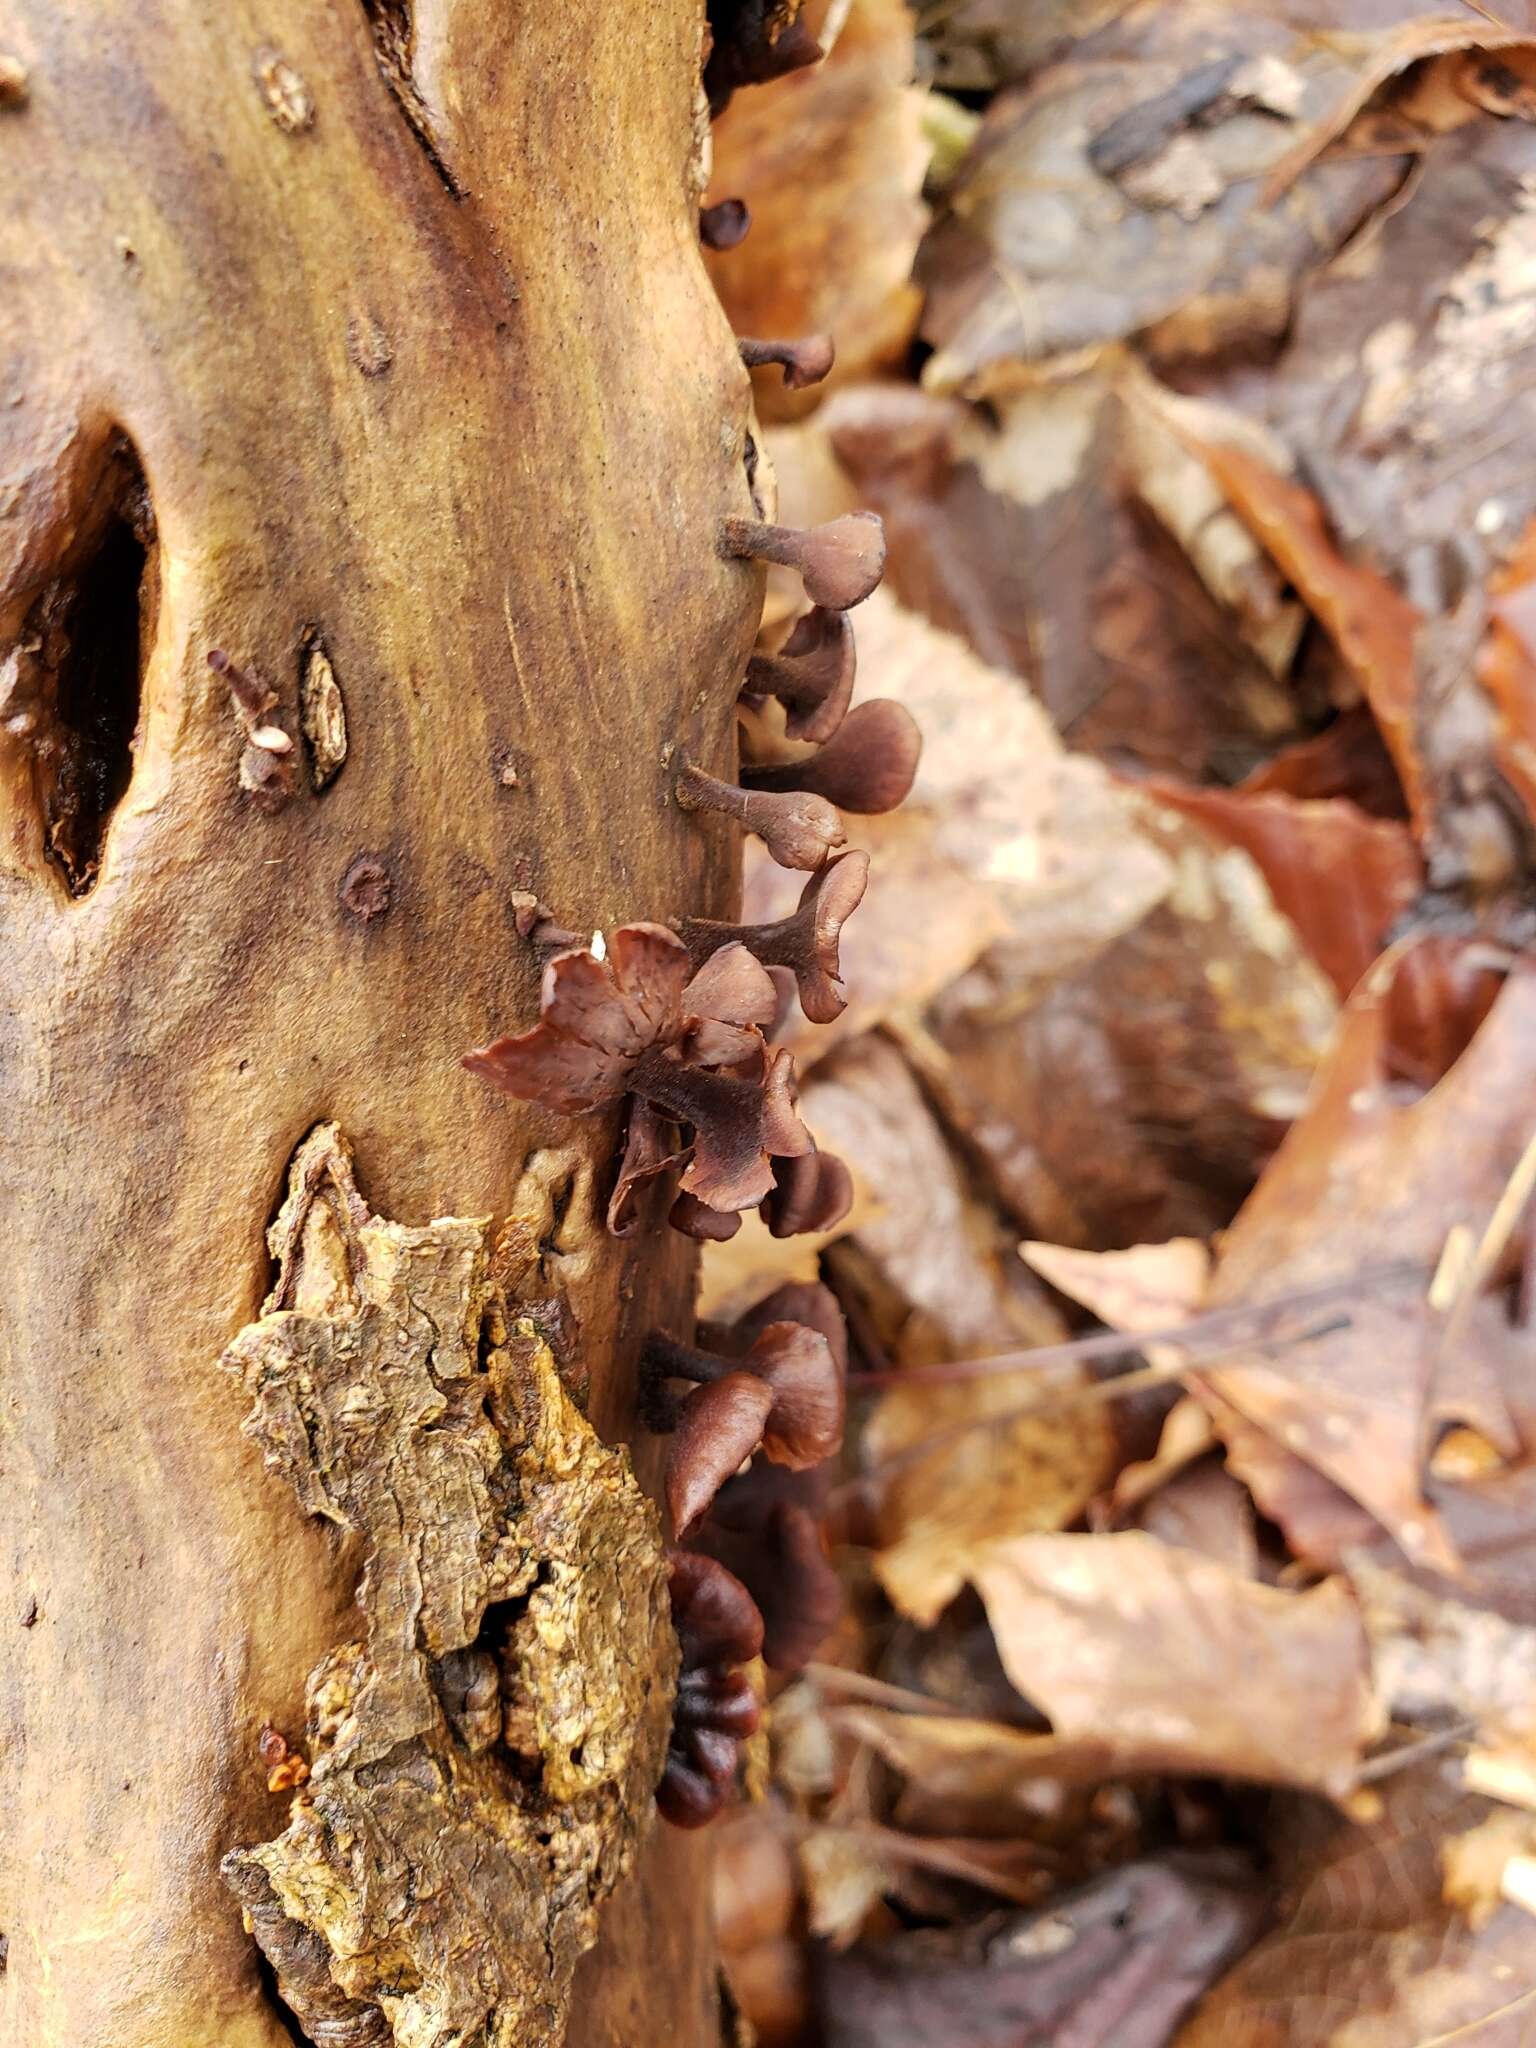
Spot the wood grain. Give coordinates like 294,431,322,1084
0,1,759,2040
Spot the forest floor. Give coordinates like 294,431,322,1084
702,3,1536,2042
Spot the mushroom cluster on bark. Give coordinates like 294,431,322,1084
658,1552,765,1828
463,274,919,1832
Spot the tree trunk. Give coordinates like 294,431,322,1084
0,2,758,2042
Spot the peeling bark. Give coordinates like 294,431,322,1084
221,1127,675,2047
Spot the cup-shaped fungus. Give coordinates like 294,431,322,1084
658,1552,764,1828
644,1317,845,1535
700,197,751,249
676,851,869,1026
701,1496,843,1674
690,1281,850,1670
465,924,811,1213
668,1190,743,1243
738,335,835,390
741,606,856,744
744,698,921,816
761,1147,854,1238
718,513,886,613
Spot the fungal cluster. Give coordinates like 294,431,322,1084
466,324,914,1828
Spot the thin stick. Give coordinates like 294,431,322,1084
804,1663,968,1718
1353,1719,1476,1787
1434,1130,1536,1366
846,1261,1425,1389
835,1296,1384,1505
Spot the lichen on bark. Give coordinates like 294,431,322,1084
220,1123,676,2048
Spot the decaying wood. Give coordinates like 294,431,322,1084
0,0,764,2041
221,1126,675,2047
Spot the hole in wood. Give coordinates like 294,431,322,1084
12,438,155,896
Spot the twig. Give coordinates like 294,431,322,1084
1353,1719,1476,1786
805,1663,969,1718
1433,1130,1536,1367
832,1310,1366,1505
846,1261,1425,1389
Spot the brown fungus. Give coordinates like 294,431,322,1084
761,1147,853,1238
510,889,582,951
703,2,823,114
658,1553,764,1828
741,605,856,744
676,849,869,1024
607,1100,686,1239
745,697,921,816
465,924,811,1212
717,512,886,613
667,1371,776,1536
669,1191,743,1244
700,196,751,249
738,335,835,390
643,1319,844,1476
702,1497,843,1674
676,760,846,872
692,1281,849,1670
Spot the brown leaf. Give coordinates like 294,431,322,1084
1192,949,1536,1568
811,380,1308,778
1177,1763,1536,2047
1481,510,1536,829
1135,778,1423,999
704,0,929,421
1192,439,1429,836
834,1708,1122,1838
974,1532,1381,1796
921,803,1336,1250
916,11,1405,395
817,1854,1269,2048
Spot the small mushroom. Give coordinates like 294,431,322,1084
703,1280,850,1376
741,605,856,744
744,698,921,815
510,890,582,951
644,1317,844,1496
676,850,869,1024
692,1280,850,1670
717,512,887,613
762,1147,854,1238
669,1190,743,1243
705,11,823,114
738,335,836,390
700,197,751,250
676,760,846,872
465,924,812,1212
667,1371,775,1535
658,1552,764,1828
209,647,296,813
702,1497,843,1674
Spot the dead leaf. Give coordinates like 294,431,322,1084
1192,438,1429,836
1191,948,1536,1569
1134,778,1423,999
817,1854,1269,2048
973,1531,1381,1796
1177,1763,1536,2047
816,378,1311,777
1022,1236,1211,1334
1443,1809,1536,1934
834,1707,1123,1838
916,10,1405,395
919,805,1337,1250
